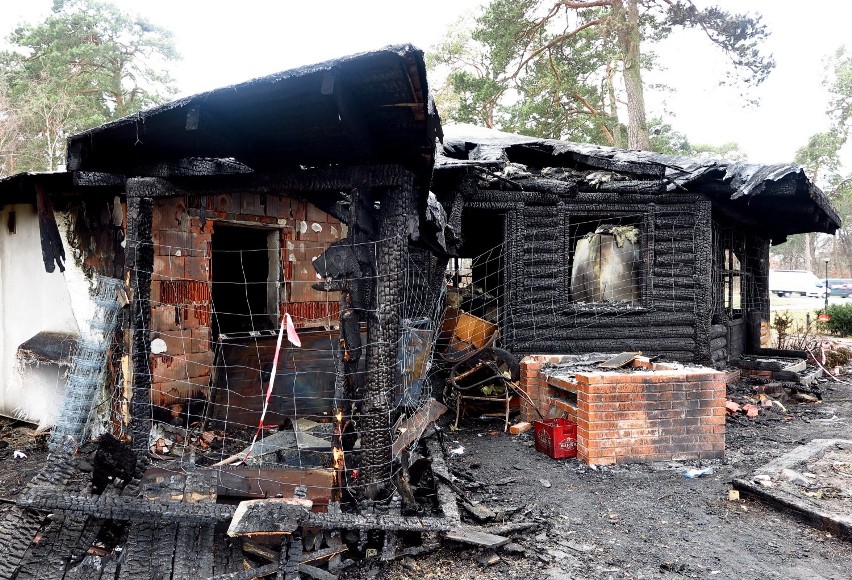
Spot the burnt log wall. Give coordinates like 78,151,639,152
490,193,713,364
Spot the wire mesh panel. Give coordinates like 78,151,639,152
49,276,123,449
127,221,443,502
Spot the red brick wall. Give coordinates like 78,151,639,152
147,193,342,407
519,355,725,465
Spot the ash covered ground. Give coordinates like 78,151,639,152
356,374,852,580
0,375,850,580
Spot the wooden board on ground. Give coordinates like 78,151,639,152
143,466,336,504
444,526,509,548
172,469,217,577
733,438,852,537
117,472,186,580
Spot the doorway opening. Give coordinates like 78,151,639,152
211,225,279,339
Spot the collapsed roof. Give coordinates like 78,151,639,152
435,124,840,243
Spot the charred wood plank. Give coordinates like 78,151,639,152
212,535,246,576
227,498,312,537
63,553,110,580
466,191,562,205
35,183,66,273
227,497,449,535
126,165,413,198
17,490,236,523
568,152,665,178
391,399,448,457
514,338,697,353
655,239,697,253
424,439,461,526
117,471,186,580
570,193,697,204
655,214,700,228
119,521,177,580
0,508,47,579
301,546,348,565
751,347,808,359
511,309,696,327
0,441,78,579
444,527,509,548
576,180,664,194
242,539,279,562
654,252,694,266
522,240,561,253
649,290,697,302
206,562,278,580
14,515,76,580
172,470,217,578
709,324,728,339
526,325,696,340
647,300,696,312
653,266,694,278
298,563,337,580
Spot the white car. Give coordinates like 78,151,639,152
769,270,825,298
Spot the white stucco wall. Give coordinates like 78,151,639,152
0,204,92,427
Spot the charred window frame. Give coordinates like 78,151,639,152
713,225,750,321
566,212,649,309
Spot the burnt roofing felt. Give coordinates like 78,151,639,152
436,124,841,243
65,44,437,183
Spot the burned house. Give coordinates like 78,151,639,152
432,125,840,367
0,46,462,578
0,43,843,577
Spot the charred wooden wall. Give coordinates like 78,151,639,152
452,173,715,365
505,196,711,362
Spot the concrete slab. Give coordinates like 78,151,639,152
733,439,852,537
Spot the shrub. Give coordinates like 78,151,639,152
772,311,818,350
820,303,852,337
825,346,852,367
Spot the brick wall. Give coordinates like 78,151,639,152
519,355,725,465
147,192,342,408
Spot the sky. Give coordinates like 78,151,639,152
1,0,851,167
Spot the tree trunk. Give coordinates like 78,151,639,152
804,232,813,273
613,0,650,150
606,60,623,148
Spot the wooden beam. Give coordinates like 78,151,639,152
17,489,236,524
124,165,412,198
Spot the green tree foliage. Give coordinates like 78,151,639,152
645,118,747,160
773,48,852,275
429,0,773,150
0,0,179,173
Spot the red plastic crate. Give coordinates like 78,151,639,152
533,418,578,459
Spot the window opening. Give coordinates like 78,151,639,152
569,216,642,305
